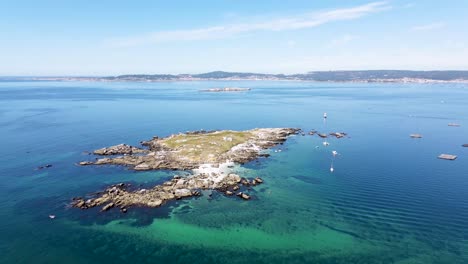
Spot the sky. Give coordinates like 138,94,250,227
1,0,468,76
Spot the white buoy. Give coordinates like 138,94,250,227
323,112,327,119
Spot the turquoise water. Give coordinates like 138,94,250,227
0,80,467,263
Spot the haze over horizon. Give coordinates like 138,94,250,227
2,0,468,76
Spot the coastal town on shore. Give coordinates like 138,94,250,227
8,70,468,84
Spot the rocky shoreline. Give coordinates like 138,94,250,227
73,172,264,211
73,128,299,211
78,128,300,170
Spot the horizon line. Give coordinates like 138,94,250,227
3,69,468,78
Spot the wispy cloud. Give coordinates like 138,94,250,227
411,22,446,31
112,1,390,47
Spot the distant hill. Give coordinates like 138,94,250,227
106,70,468,82
304,70,468,81
6,70,468,83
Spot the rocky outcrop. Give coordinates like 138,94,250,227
72,173,263,211
330,132,347,138
318,133,328,138
93,143,147,155
309,131,348,139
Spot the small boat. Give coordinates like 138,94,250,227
410,134,422,138
448,123,461,127
332,150,338,156
323,112,327,119
49,215,56,219
330,167,334,172
323,141,330,146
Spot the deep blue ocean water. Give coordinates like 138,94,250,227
0,80,467,263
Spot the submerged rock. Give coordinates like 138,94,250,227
254,177,264,184
236,192,251,200
36,164,52,170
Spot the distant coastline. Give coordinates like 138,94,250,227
3,70,468,83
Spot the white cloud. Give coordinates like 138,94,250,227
112,1,390,46
411,22,446,31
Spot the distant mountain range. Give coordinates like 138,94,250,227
4,70,468,83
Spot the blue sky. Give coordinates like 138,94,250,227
1,0,467,75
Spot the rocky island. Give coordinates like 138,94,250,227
200,87,251,92
73,128,299,211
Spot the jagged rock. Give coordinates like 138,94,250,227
232,185,240,191
75,200,85,208
241,193,251,200
330,132,347,138
101,203,114,211
318,133,328,138
254,177,263,184
134,163,150,171
147,200,163,207
175,179,186,187
94,144,147,155
226,191,233,195
240,178,250,186
175,189,192,198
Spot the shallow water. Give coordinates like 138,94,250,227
1,80,467,263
